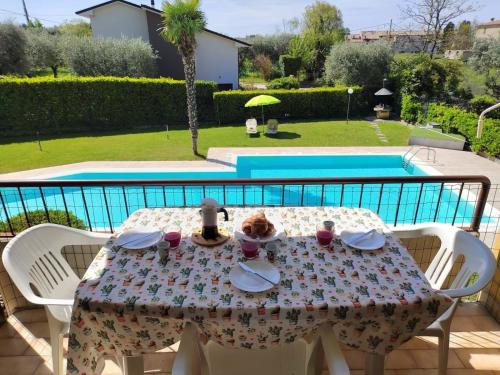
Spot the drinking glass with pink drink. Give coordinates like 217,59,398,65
316,221,335,248
163,226,182,250
241,239,259,259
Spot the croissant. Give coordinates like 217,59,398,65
241,213,275,238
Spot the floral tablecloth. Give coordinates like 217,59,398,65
67,207,452,374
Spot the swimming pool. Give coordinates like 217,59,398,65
53,154,428,180
0,154,493,231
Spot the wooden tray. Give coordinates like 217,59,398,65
191,227,230,247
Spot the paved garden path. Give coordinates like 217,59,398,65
369,121,389,143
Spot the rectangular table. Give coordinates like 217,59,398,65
66,207,452,374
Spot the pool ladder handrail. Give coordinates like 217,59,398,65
403,146,436,168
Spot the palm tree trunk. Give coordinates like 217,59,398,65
182,53,199,155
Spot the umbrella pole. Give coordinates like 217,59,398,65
261,106,265,127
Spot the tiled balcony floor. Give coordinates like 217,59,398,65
0,303,498,375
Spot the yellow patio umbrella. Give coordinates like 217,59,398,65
244,95,281,125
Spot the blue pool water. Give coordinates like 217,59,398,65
54,155,427,180
0,155,492,230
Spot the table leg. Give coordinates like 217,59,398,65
365,353,385,375
122,356,144,375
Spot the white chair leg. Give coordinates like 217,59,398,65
47,313,64,375
306,337,324,375
173,323,202,375
122,356,144,375
318,325,350,375
438,327,451,375
365,353,384,375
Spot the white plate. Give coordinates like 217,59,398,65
229,260,280,292
233,215,286,243
115,227,163,249
340,229,386,251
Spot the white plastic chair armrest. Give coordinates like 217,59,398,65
30,296,74,306
440,285,487,299
390,223,449,239
26,224,111,247
68,229,111,244
319,324,350,375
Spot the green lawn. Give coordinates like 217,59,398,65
0,120,411,174
239,73,267,86
410,127,465,141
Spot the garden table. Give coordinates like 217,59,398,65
66,207,452,375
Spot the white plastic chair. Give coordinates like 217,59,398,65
266,119,279,135
2,223,109,375
172,323,349,375
246,118,258,136
392,223,496,375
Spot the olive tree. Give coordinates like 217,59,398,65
469,38,500,97
25,29,64,77
65,37,158,78
324,41,394,89
0,23,28,75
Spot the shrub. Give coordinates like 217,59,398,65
475,118,500,156
57,21,92,38
213,86,371,124
469,95,500,119
0,23,28,75
400,95,423,124
324,41,393,89
287,35,315,75
390,54,463,100
268,76,300,89
65,37,158,77
240,57,256,77
0,210,86,233
270,65,283,80
0,77,217,136
401,95,500,156
241,34,294,63
254,54,273,81
279,55,302,77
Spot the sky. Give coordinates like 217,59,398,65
0,0,499,37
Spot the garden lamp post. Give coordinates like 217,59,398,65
346,87,354,124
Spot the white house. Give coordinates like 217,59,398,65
76,0,250,89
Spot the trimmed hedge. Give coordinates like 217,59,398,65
214,86,371,124
0,209,86,233
0,77,217,136
401,95,500,157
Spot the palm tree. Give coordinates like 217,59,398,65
161,0,206,155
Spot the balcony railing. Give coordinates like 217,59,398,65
0,175,496,238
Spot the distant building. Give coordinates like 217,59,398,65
476,18,500,39
346,31,386,44
444,50,473,60
347,30,433,53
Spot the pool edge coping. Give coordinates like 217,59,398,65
0,147,443,180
